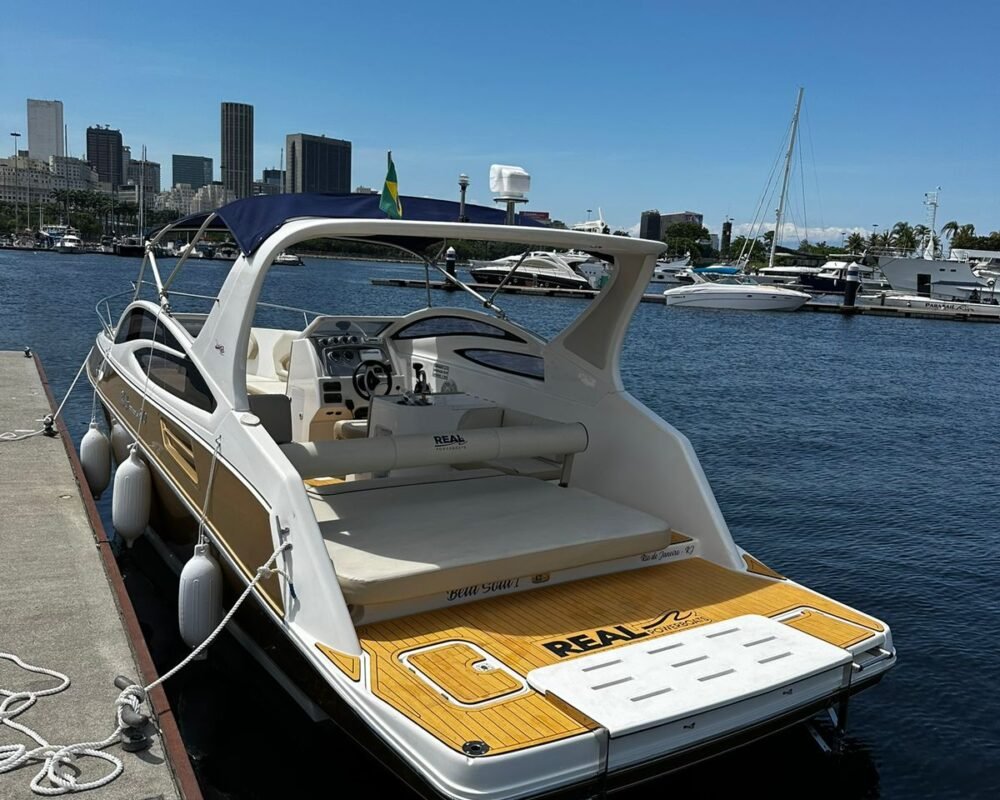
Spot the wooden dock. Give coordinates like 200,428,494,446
0,351,201,800
803,301,1000,323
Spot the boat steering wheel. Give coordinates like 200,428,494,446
352,359,394,400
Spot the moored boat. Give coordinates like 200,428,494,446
85,192,894,799
664,270,811,311
274,250,303,266
52,233,83,254
469,250,593,290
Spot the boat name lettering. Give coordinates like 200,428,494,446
446,577,520,602
433,434,467,448
641,547,681,562
119,390,147,425
541,624,649,658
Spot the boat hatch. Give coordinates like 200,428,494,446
528,614,851,758
399,640,528,707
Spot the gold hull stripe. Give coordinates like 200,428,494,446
94,362,284,615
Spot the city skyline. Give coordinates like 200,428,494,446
2,0,998,239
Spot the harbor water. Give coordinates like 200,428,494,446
1,249,998,799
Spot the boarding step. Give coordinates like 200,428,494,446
528,614,852,762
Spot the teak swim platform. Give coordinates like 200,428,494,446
321,556,886,757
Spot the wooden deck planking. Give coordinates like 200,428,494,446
407,644,522,704
334,557,884,756
783,609,879,648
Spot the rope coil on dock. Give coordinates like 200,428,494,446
0,541,292,795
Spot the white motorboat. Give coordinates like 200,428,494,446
647,253,691,286
664,270,811,311
52,233,83,254
214,244,241,261
86,193,894,800
469,250,594,290
757,260,890,293
274,250,304,266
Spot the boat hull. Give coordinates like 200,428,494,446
876,255,991,300
469,268,591,291
123,512,887,800
664,289,809,311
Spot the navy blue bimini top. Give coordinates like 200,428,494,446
162,193,543,255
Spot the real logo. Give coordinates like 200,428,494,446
433,434,466,448
540,624,649,658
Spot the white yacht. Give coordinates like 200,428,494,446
875,191,996,300
86,193,894,799
647,254,691,287
877,251,994,300
664,270,811,311
469,250,594,290
52,233,83,254
274,250,304,266
757,260,889,293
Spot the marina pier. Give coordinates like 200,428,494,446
371,277,1000,322
0,351,200,800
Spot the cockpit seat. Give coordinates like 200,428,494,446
313,474,673,606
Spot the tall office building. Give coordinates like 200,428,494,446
127,159,161,195
639,210,661,241
172,154,213,190
660,211,704,229
86,126,124,189
221,102,253,199
639,209,704,241
27,99,64,162
284,133,351,194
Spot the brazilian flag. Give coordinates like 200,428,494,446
379,151,402,219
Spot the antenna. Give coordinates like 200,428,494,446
922,187,941,260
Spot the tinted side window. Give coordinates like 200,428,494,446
457,349,544,380
134,348,216,412
394,316,524,342
116,309,183,350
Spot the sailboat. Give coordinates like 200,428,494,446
86,192,895,799
666,89,814,311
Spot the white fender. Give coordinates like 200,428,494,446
80,422,111,498
112,445,150,547
178,542,223,650
110,418,133,465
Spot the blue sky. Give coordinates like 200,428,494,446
3,0,997,242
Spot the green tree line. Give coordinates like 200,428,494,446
0,191,179,239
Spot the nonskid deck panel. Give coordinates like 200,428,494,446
320,557,884,756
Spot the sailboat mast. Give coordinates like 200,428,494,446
768,87,804,269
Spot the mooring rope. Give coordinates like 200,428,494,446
0,541,291,795
0,348,93,442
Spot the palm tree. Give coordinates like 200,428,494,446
845,232,866,253
891,221,917,252
953,224,976,249
940,220,959,241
